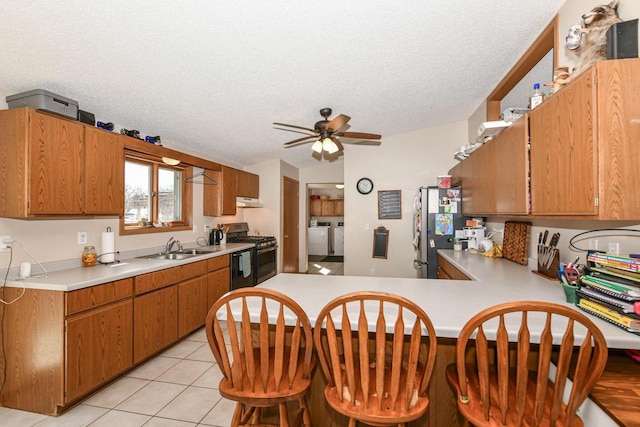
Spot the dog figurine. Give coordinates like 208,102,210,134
573,0,622,75
545,66,572,94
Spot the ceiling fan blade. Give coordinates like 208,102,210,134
274,127,316,137
283,135,319,146
340,139,382,146
340,131,381,140
326,114,351,132
273,122,315,132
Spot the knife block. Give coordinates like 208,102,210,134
534,250,560,281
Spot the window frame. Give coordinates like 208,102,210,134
121,151,193,235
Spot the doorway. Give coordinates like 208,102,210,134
307,183,344,276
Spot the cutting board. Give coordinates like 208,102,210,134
502,221,531,265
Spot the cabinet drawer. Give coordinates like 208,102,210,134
66,278,133,316
208,254,230,271
180,259,208,280
135,266,181,295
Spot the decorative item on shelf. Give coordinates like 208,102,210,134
571,0,622,76
96,121,114,131
476,120,512,143
120,128,141,139
145,135,162,146
545,66,572,95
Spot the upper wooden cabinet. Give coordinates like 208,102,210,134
0,108,124,218
203,166,237,216
309,198,344,217
237,170,259,198
456,58,640,220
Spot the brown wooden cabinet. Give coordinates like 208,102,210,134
177,260,209,338
204,165,237,216
309,198,344,216
0,108,124,218
237,170,259,198
207,255,230,309
456,58,640,220
437,255,470,280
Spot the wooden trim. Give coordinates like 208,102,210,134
123,137,222,171
486,15,558,121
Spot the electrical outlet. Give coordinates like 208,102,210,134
589,239,598,250
370,268,375,276
77,231,87,245
0,235,12,252
193,224,198,233
205,225,211,234
608,242,620,255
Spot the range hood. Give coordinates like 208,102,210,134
236,197,263,208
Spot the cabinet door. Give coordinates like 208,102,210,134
334,199,344,216
133,285,178,363
221,166,238,215
463,141,496,214
207,267,230,310
65,299,133,402
309,199,322,216
321,199,335,216
178,275,208,338
29,111,84,214
494,116,529,215
529,68,597,215
84,127,124,214
237,170,259,198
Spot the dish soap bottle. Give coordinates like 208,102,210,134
529,83,544,110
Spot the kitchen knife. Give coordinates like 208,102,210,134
542,230,549,245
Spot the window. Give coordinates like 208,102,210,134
123,153,191,233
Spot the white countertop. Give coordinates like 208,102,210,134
5,243,254,292
257,250,640,350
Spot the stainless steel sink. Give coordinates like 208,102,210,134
136,249,217,260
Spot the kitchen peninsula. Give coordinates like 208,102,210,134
259,250,640,427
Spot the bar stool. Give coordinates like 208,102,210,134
206,288,315,427
313,291,437,427
446,301,608,426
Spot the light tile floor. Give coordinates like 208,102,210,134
0,325,233,427
307,257,344,276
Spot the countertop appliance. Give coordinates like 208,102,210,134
308,222,331,256
223,222,278,285
413,186,468,279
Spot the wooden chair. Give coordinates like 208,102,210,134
446,301,608,426
206,288,315,427
313,291,437,427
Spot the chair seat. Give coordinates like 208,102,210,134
324,363,430,425
220,347,315,407
445,363,584,427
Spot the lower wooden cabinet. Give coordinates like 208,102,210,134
437,255,471,280
65,299,133,402
207,255,230,309
133,285,178,364
178,276,208,338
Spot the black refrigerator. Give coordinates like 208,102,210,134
413,186,467,278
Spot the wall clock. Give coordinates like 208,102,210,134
357,177,374,195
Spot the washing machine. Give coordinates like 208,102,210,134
308,223,331,256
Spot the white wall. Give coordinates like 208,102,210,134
344,121,467,278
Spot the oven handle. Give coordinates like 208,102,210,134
257,245,278,255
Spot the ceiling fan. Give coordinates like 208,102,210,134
274,108,382,154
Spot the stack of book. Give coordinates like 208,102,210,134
577,253,640,335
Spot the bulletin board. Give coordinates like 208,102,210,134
378,190,402,219
372,226,389,259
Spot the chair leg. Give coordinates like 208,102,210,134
279,403,290,427
348,418,357,427
299,396,312,427
232,402,243,427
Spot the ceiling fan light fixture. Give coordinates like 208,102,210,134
311,140,324,153
322,138,339,154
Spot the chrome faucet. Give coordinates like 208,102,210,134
165,237,182,253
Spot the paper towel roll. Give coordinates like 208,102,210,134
101,230,115,263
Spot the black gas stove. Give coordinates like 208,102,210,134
223,222,278,284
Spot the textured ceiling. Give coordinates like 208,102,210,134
0,1,565,169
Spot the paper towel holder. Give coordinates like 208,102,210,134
98,226,120,265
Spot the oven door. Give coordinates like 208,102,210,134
230,248,255,289
256,246,277,284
